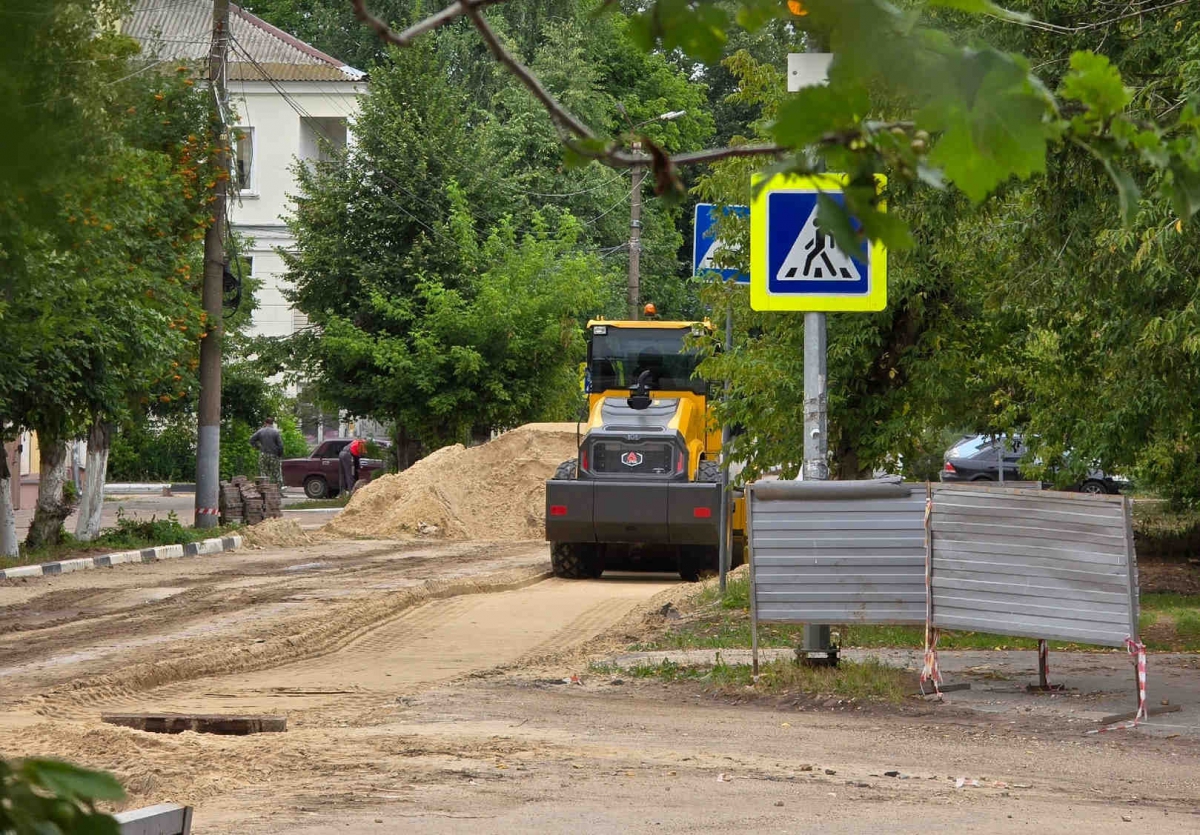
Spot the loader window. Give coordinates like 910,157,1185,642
587,327,706,394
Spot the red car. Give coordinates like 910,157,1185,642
282,439,385,499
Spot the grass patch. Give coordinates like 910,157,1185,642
636,574,1200,654
1,511,239,571
595,657,909,704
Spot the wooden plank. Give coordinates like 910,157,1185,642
1098,703,1181,725
102,714,286,735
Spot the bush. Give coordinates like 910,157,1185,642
0,757,123,834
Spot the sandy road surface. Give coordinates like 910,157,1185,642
2,539,1199,833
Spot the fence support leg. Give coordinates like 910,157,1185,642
1027,639,1063,692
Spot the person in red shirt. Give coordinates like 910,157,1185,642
338,438,367,496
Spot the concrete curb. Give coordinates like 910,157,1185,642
0,535,243,581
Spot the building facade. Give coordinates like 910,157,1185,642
126,0,367,339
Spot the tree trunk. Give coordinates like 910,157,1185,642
74,419,112,541
25,439,75,550
0,449,17,558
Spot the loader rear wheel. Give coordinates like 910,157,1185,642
678,545,717,583
553,459,578,480
696,459,723,483
551,541,603,579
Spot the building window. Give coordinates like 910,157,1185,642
233,127,255,193
300,117,348,164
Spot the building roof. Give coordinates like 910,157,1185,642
125,0,366,83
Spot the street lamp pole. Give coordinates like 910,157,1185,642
625,110,685,320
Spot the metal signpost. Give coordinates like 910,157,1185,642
749,170,888,662
693,203,748,592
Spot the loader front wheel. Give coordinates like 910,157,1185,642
553,458,578,480
551,541,604,579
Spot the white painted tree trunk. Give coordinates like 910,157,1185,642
0,450,17,558
75,421,112,541
26,440,72,550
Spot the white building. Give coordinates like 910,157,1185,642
125,0,367,339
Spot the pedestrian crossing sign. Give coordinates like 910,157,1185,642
749,173,887,312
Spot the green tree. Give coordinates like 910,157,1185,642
0,2,214,551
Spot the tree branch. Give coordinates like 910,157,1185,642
349,3,907,182
348,0,508,48
459,3,598,141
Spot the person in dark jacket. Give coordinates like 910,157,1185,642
338,438,367,495
249,418,284,485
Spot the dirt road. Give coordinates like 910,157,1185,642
2,539,1198,833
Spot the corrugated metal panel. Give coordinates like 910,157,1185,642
748,481,927,624
930,485,1137,647
124,0,362,82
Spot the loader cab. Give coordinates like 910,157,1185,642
585,321,708,401
584,319,720,461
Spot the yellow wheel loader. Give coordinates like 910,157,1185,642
545,317,745,581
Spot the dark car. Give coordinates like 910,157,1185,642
282,439,385,499
939,434,1126,495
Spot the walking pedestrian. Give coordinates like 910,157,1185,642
338,438,366,496
249,418,284,486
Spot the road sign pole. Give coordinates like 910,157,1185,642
801,310,833,660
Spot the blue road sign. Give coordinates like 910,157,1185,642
749,174,887,312
693,203,749,284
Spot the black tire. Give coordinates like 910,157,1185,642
553,458,578,480
303,476,329,499
678,545,717,583
551,541,603,579
1080,479,1109,495
970,475,994,482
696,459,723,483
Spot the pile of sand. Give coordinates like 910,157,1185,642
241,518,313,548
322,423,581,541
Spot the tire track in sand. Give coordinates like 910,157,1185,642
40,576,677,723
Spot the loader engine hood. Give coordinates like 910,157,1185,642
580,397,687,480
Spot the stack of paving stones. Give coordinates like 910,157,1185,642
236,478,266,525
219,480,245,526
255,478,284,519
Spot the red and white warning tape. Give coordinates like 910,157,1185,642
920,495,942,697
1088,637,1147,734
196,507,220,516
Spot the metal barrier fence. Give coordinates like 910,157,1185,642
747,479,928,632
929,484,1137,647
115,803,193,835
749,480,1141,670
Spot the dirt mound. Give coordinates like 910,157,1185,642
323,423,580,541
241,518,313,548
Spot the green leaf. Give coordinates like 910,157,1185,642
815,193,862,259
771,81,870,148
924,51,1050,201
1166,160,1200,221
22,759,126,802
628,0,729,64
927,0,1032,22
1097,156,1141,226
1059,51,1130,121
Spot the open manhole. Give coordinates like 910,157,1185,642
101,713,286,735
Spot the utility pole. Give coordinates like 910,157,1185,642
195,0,230,528
627,140,644,320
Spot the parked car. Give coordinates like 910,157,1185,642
939,434,1127,495
282,439,385,499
